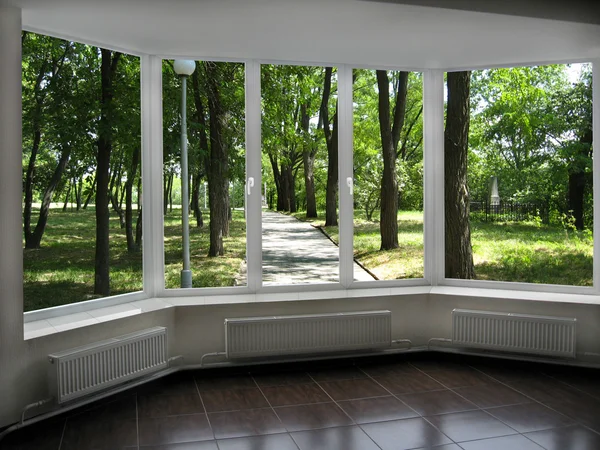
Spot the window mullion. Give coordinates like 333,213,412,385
423,70,445,286
245,60,262,293
593,60,600,291
338,64,354,288
141,54,165,297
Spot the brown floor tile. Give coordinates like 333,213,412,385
261,383,330,406
309,367,367,381
338,396,419,424
358,361,419,377
0,418,65,450
458,434,544,450
275,402,353,432
138,414,213,446
361,417,453,449
291,426,381,450
508,378,583,404
374,372,445,394
544,397,600,432
70,394,137,422
454,383,530,408
398,389,477,416
136,442,219,449
217,433,299,450
485,402,574,433
201,387,268,412
195,374,256,392
252,371,312,387
139,373,199,397
208,408,286,439
425,410,517,443
138,393,205,418
426,368,493,388
318,378,388,401
524,424,600,450
409,359,464,372
61,417,138,450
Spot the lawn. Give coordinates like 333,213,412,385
23,207,592,312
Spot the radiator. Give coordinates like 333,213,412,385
225,311,392,359
452,309,576,358
48,327,168,404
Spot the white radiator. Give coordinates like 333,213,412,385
225,311,392,359
452,309,576,358
48,327,168,404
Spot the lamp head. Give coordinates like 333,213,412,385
173,60,196,77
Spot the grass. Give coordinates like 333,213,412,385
24,207,592,312
24,207,246,311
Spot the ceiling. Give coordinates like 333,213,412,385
368,0,600,25
4,0,600,69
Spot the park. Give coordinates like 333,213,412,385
22,31,593,311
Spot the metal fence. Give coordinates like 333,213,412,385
470,200,549,224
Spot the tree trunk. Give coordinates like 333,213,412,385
83,174,96,209
75,175,83,210
26,146,72,248
205,62,229,256
444,71,475,279
23,60,48,245
62,183,71,211
94,49,121,296
125,146,140,252
567,129,592,231
320,67,338,227
300,103,317,218
135,207,143,248
376,70,408,250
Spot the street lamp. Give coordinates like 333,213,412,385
173,59,196,288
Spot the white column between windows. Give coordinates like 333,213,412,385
0,5,27,425
338,64,354,288
141,55,165,296
593,60,600,291
246,60,262,291
423,70,445,285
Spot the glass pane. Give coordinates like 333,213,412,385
261,64,339,285
22,32,143,311
445,63,593,286
352,69,424,281
163,60,246,288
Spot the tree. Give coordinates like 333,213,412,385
205,61,230,256
376,70,408,250
94,49,121,295
445,71,475,279
320,67,338,226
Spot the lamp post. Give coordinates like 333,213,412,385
204,181,207,209
173,59,196,288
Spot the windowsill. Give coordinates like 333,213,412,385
23,284,600,340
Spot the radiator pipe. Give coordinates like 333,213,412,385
200,351,227,367
391,339,412,348
428,338,452,350
20,398,54,425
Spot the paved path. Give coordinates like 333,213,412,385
261,210,375,285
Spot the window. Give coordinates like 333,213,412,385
162,60,246,289
22,32,143,311
352,69,424,281
260,64,339,286
444,63,593,286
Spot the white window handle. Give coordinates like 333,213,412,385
346,177,353,195
247,177,255,195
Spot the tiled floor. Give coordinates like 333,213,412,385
2,352,600,449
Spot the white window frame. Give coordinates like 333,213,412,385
22,48,600,322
